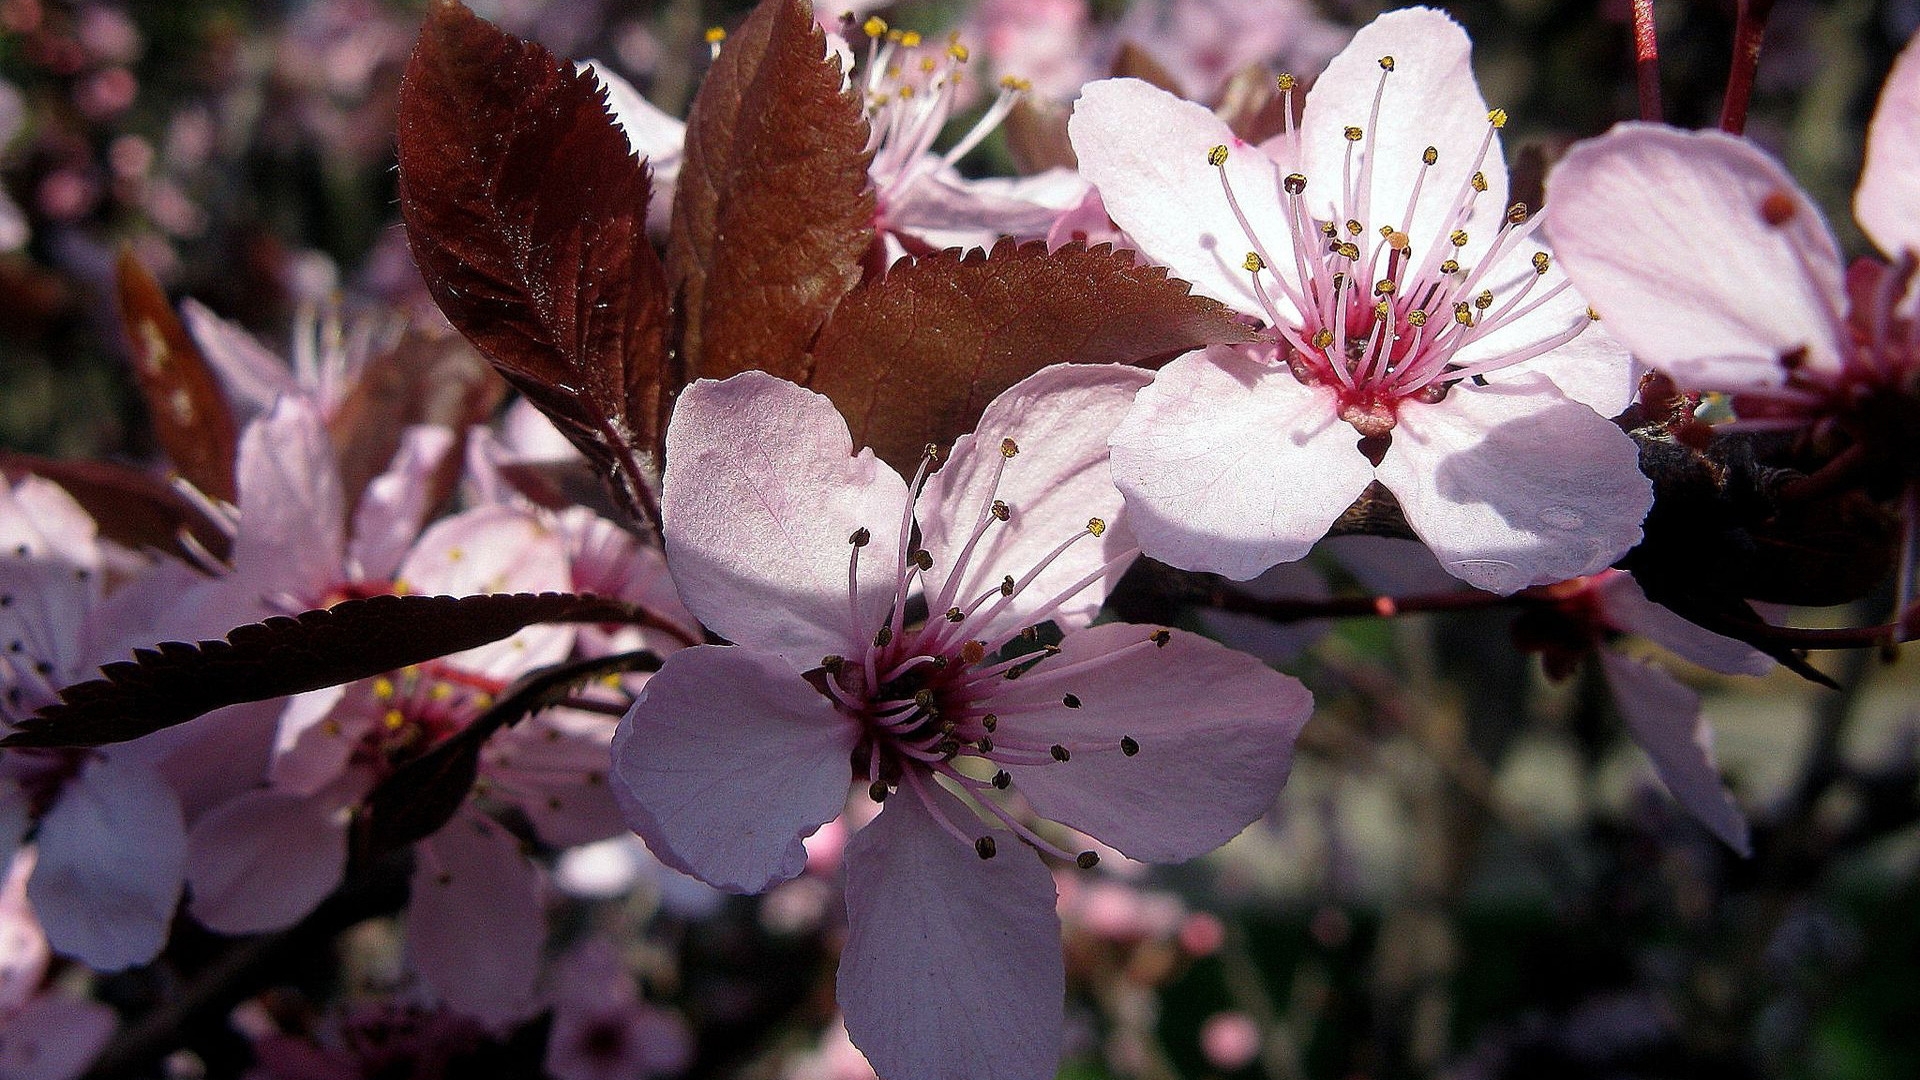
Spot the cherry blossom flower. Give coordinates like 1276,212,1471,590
1069,7,1650,591
613,366,1312,1080
1546,30,1920,625
543,937,692,1080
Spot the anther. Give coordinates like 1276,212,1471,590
1062,693,1082,709
1531,251,1550,274
991,500,1010,521
1454,302,1474,325
1378,56,1395,71
874,626,893,647
1320,221,1338,238
899,30,922,47
1345,219,1363,236
992,770,1011,789
1439,259,1460,274
1086,518,1106,537
1050,744,1071,762
1586,307,1601,321
999,575,1015,597
1244,252,1266,273
850,527,871,547
1344,126,1363,142
913,688,937,710
1120,736,1140,756
961,640,986,665
1422,146,1438,165
1386,231,1409,251
1312,328,1334,350
1277,73,1296,91
999,75,1031,92
1075,851,1100,869
869,780,890,802
945,607,965,622
948,42,970,62
982,713,998,732
923,443,942,462
1506,202,1530,224
1374,279,1396,296
1475,290,1495,310
863,15,888,36
1373,300,1392,320
704,26,726,44
1407,309,1429,326
1449,230,1469,247
1000,438,1019,458
975,836,997,859
1487,108,1508,128
1283,173,1307,195
1150,629,1171,647
911,549,933,571
1207,144,1229,167
1334,241,1360,260
1470,172,1488,193
977,736,993,753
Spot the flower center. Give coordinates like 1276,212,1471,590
347,664,502,780
1210,60,1595,435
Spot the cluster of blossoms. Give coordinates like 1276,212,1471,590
4,1,1919,1078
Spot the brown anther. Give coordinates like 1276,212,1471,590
869,780,891,802
1449,229,1469,247
1076,851,1100,869
1506,202,1530,224
1062,693,1082,709
1422,146,1438,166
1344,126,1364,141
1475,289,1495,310
849,527,871,546
1378,56,1395,71
1532,251,1550,274
911,549,933,571
1000,575,1016,596
1470,171,1488,192
945,607,965,622
961,640,986,665
1283,173,1308,195
1150,629,1171,647
982,713,998,732
873,626,893,647
975,836,997,859
1050,744,1071,762
1244,251,1266,273
977,736,993,753
1207,144,1230,167
1320,221,1338,238
1120,736,1140,756
913,688,937,710
992,770,1011,789
991,499,1010,521
1000,438,1019,458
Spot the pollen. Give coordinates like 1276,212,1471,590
1244,251,1266,273
1000,437,1019,458
863,16,887,37
1277,73,1296,91
948,42,970,62
703,26,726,44
1086,517,1107,537
1344,126,1364,142
1506,202,1531,224
383,709,405,731
1050,744,1071,762
850,527,871,546
991,499,1010,521
1449,230,1469,247
975,836,997,859
1207,144,1230,167
1150,629,1171,647
1470,171,1488,192
1283,173,1307,195
1120,735,1140,756
1407,309,1429,326
1374,278,1396,296
1378,55,1395,71
1487,108,1508,128
1076,851,1100,869
1439,259,1460,274
1531,251,1550,274
373,677,396,700
1312,328,1334,349
899,30,922,47
1422,146,1438,165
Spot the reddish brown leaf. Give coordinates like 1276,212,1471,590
114,251,239,502
396,0,668,524
667,0,873,383
0,452,233,565
1110,41,1185,96
1,592,649,749
805,239,1257,471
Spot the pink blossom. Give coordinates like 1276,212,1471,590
613,366,1312,1080
1070,8,1650,592
543,938,691,1080
0,850,117,1080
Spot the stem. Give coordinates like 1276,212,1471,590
1210,584,1514,624
1719,0,1777,135
1632,0,1663,122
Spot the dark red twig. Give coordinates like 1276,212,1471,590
1632,0,1663,122
1211,585,1514,624
1719,0,1777,134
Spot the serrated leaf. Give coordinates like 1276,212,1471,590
115,251,239,503
804,239,1257,471
667,0,873,383
3,592,647,749
396,0,668,524
0,452,232,565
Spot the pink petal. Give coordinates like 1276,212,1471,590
181,298,297,418
347,424,457,583
1300,8,1506,264
994,623,1310,862
28,758,184,970
397,505,575,676
1110,347,1374,580
233,398,346,608
1547,123,1848,389
839,785,1062,1080
0,993,117,1080
610,646,857,894
0,848,48,1014
885,167,1088,252
1593,572,1773,677
485,709,626,849
1453,244,1638,418
1069,78,1296,316
1197,558,1333,662
185,789,346,934
1858,31,1920,259
1377,377,1651,594
0,476,99,567
662,373,909,668
1598,650,1751,855
408,810,545,1027
267,685,359,795
918,364,1151,639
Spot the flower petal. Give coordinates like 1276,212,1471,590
919,364,1151,640
1110,346,1374,580
994,623,1310,862
28,758,185,971
1454,244,1638,418
1547,123,1848,389
611,645,857,894
185,789,346,934
662,373,909,668
232,397,346,609
1300,8,1506,262
839,784,1062,1080
1598,650,1751,855
397,504,575,675
1858,31,1920,259
1069,78,1296,316
181,299,298,419
408,809,545,1027
347,423,456,583
1594,572,1773,677
0,992,118,1080
1377,376,1651,594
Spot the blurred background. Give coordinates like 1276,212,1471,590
3,2,1918,1078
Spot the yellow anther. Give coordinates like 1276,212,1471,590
919,57,937,73
1345,219,1363,236
1277,73,1296,91
886,28,903,42
900,30,922,47
1407,309,1429,327
1487,108,1508,128
1379,56,1395,71
1470,171,1488,192
898,84,915,99
1531,251,1550,274
1439,259,1460,274
1283,173,1307,195
1000,437,1019,458
704,26,726,44
948,42,970,62
1506,202,1531,224
863,16,888,37
1386,230,1410,251
322,719,342,737
1587,307,1601,321
1422,146,1438,166
1320,221,1338,237
1312,328,1334,349
1087,517,1107,537
1337,241,1360,259
1373,299,1391,320
1207,144,1229,167
1243,252,1266,272
383,709,406,731
1449,229,1469,247
599,673,623,688
1454,302,1473,324
430,682,452,701
1343,126,1364,142
1374,278,1396,296
998,74,1030,91
472,693,493,709
373,677,396,700
1475,289,1495,309
1379,224,1395,238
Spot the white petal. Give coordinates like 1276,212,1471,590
29,759,185,970
1858,31,1920,259
1599,650,1751,855
408,810,545,1027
